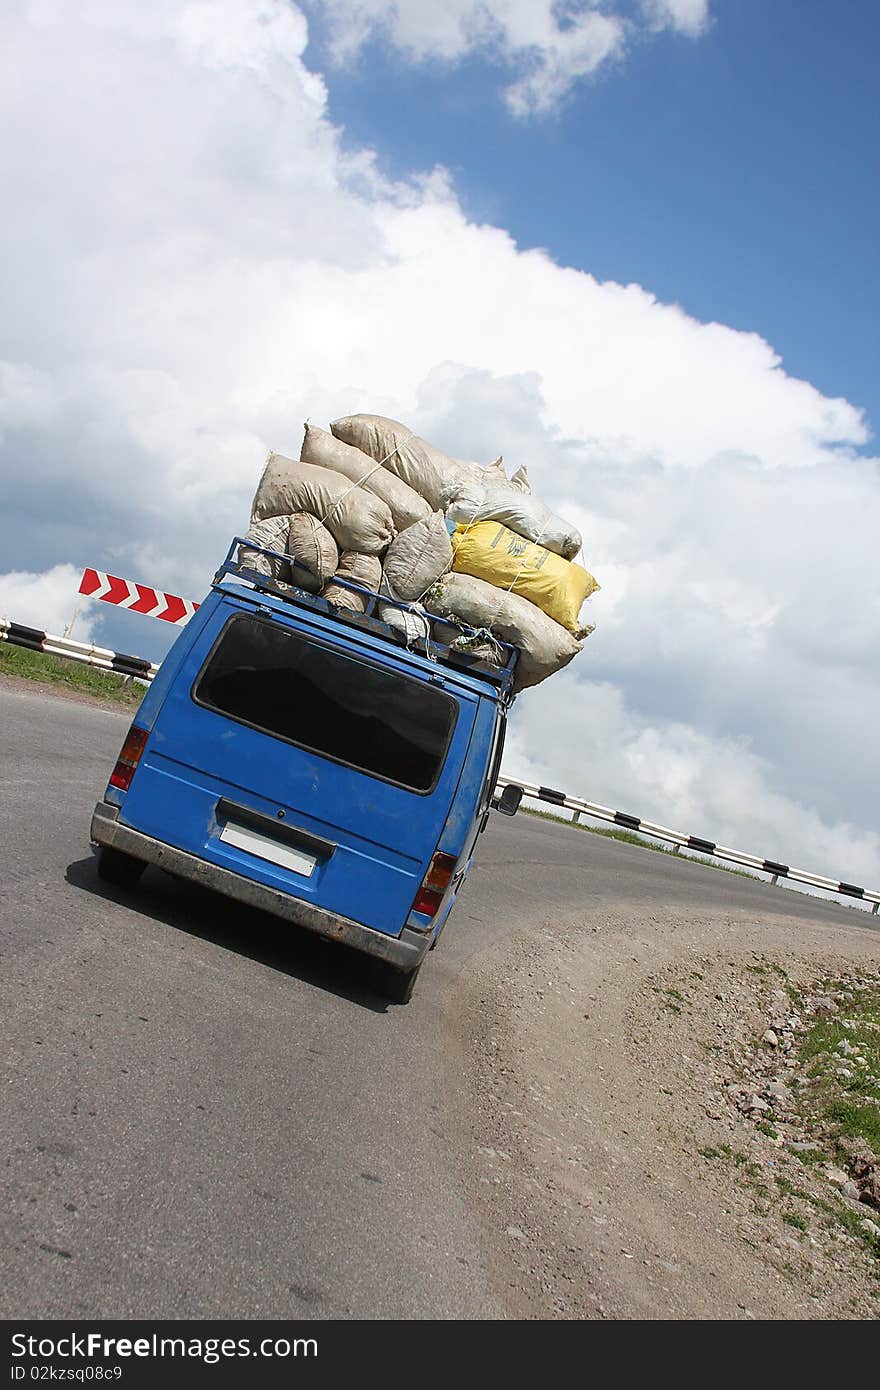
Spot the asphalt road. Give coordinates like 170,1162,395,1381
1,683,872,1319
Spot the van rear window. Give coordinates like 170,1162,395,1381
194,614,458,793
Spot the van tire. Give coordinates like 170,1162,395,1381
97,846,146,889
374,960,421,1005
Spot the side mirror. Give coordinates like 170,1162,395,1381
493,783,522,817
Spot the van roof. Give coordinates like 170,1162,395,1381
211,536,518,705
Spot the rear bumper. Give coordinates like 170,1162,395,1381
90,801,429,973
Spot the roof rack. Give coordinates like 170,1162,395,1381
212,536,519,701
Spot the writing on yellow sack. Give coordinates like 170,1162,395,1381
451,521,598,634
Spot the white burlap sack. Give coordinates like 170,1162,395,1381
300,423,430,532
238,516,292,580
330,414,486,511
339,551,383,588
322,583,364,613
238,517,325,592
379,578,431,647
322,552,382,613
251,452,394,555
287,512,338,586
430,572,584,692
382,511,453,604
509,465,530,494
445,482,581,560
482,456,508,488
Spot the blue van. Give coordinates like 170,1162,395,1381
90,538,522,1002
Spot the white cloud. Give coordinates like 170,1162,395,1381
0,0,877,893
306,1,710,114
0,565,97,641
641,0,709,39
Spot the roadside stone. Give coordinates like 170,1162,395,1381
762,1029,779,1048
764,1080,792,1104
841,1181,861,1202
859,1218,880,1239
850,1158,880,1209
809,995,838,1014
839,1138,877,1166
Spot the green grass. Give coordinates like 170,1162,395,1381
521,805,758,880
756,1121,779,1140
0,641,144,708
756,979,880,1262
794,984,880,1146
800,1019,853,1061
775,1175,810,1201
799,1190,880,1261
790,1146,824,1168
836,1209,880,1259
652,984,688,1015
841,1074,880,1102
747,961,790,978
828,1100,880,1153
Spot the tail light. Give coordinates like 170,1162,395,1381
412,852,457,918
109,724,149,791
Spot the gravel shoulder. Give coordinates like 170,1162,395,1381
445,901,880,1319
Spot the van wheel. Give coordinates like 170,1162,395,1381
96,846,145,890
374,961,421,1005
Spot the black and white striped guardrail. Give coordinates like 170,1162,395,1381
0,618,158,681
498,776,880,913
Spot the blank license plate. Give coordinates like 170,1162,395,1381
219,820,318,878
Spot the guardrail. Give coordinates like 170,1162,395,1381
0,618,159,681
4,614,876,914
498,776,880,913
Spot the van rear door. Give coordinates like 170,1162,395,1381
118,601,477,936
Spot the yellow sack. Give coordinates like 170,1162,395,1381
451,521,599,634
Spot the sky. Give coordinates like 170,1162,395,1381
1,0,878,896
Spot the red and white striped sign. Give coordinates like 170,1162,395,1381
78,568,199,626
